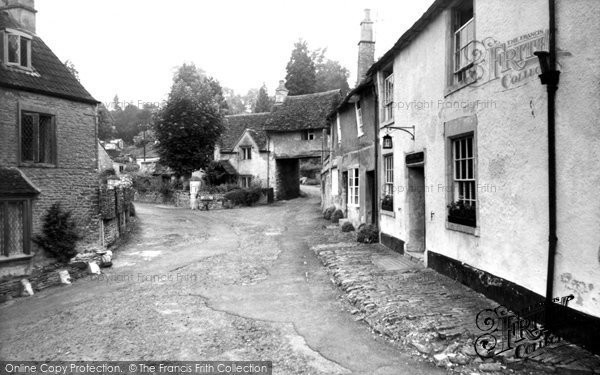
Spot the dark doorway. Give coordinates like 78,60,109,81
275,158,300,200
407,166,425,254
366,170,377,225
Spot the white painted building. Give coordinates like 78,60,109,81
370,0,600,353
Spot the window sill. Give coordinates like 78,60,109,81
19,162,57,168
444,78,477,97
380,119,395,128
0,253,34,264
446,221,479,236
381,209,395,218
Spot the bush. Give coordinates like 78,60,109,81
224,187,262,206
357,224,378,244
341,222,355,232
206,183,240,194
34,203,81,263
331,209,344,224
323,206,335,220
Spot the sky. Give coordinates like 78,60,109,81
36,0,434,108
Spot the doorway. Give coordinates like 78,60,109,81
406,166,425,253
366,170,377,225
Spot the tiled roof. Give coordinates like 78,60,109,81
265,90,341,132
0,167,40,196
0,11,98,104
222,113,270,152
220,160,237,175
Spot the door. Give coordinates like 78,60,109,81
366,170,377,225
407,166,426,253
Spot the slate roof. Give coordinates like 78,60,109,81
0,167,41,196
0,11,98,104
221,113,270,152
219,160,237,175
265,90,341,131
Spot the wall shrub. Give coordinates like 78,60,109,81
33,203,81,263
331,209,344,224
323,206,335,220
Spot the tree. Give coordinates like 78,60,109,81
155,63,225,176
223,88,246,115
112,95,122,112
64,60,79,81
97,104,115,141
254,84,273,113
243,88,259,112
285,40,316,95
315,59,350,96
112,104,141,143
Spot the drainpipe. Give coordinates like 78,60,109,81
544,0,558,330
372,80,379,228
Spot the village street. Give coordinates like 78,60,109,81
0,187,441,375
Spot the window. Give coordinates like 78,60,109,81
2,30,32,69
336,114,342,144
382,155,394,211
449,135,476,227
383,73,394,122
20,111,56,165
453,1,475,85
331,168,339,196
348,168,359,206
0,200,30,257
302,130,315,141
241,146,252,160
240,175,252,188
355,101,364,136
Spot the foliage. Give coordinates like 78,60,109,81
341,222,355,232
285,40,317,95
224,187,262,206
254,84,274,113
205,183,241,194
97,104,115,141
285,42,350,96
124,163,140,173
331,209,344,224
381,195,394,212
154,63,225,176
133,129,157,148
63,59,79,81
223,87,247,115
447,200,476,226
357,224,378,244
33,203,81,263
99,168,116,184
323,206,336,220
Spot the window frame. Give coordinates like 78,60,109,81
0,198,33,258
347,168,360,207
383,73,394,123
336,113,342,144
2,29,32,70
239,175,252,188
19,109,57,167
382,154,394,212
355,101,364,136
331,168,339,196
240,146,252,160
446,0,476,92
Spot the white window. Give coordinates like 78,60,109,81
241,146,252,160
302,130,315,140
348,168,359,206
382,155,394,211
331,168,339,196
336,113,342,144
453,1,475,84
240,175,252,188
2,29,32,69
383,73,394,122
448,135,477,227
355,101,363,136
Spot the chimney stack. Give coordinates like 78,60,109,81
274,80,289,105
0,0,36,33
357,9,375,85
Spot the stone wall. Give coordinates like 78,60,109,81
99,185,135,247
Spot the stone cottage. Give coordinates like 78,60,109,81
321,9,379,228
0,0,100,277
215,82,340,200
363,0,599,354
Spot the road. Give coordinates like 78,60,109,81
0,186,441,375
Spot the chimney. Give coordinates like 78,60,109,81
274,80,289,105
0,0,36,33
357,9,375,85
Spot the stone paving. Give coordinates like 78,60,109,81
311,224,600,374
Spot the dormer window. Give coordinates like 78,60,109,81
2,29,32,69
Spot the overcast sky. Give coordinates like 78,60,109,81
36,0,434,107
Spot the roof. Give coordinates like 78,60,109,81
220,160,237,175
0,167,41,196
367,0,449,75
0,11,98,105
329,75,374,120
265,90,341,131
222,113,270,152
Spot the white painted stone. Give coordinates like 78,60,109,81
20,279,34,296
58,270,71,284
87,262,101,275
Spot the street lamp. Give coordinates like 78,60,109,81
533,51,560,86
382,134,393,149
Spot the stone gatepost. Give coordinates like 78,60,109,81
190,179,201,210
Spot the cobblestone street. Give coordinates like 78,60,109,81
0,187,439,374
